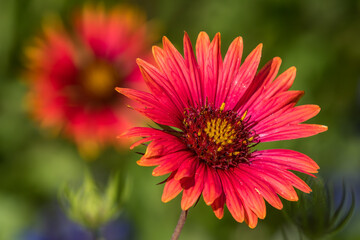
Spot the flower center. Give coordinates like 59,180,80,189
183,103,258,169
80,60,118,102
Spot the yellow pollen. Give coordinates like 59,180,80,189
248,136,254,142
220,102,226,112
241,110,248,121
204,117,237,147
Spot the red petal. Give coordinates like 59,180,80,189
196,32,210,83
238,57,282,112
181,163,205,210
253,149,319,174
241,164,298,201
174,156,198,180
152,151,193,176
162,172,183,203
218,171,245,222
211,193,225,219
202,166,222,205
137,139,186,166
235,167,283,210
136,58,185,114
162,36,194,106
116,88,177,126
244,209,259,229
204,33,222,106
259,124,328,142
217,36,243,107
231,171,266,219
257,104,321,134
264,66,296,99
250,90,304,123
183,32,202,105
152,46,189,108
226,44,262,110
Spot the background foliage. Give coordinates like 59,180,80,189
0,0,359,239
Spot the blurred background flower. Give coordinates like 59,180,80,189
24,3,155,158
0,0,359,239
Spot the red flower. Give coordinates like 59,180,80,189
117,32,328,228
25,4,154,157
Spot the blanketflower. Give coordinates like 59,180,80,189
25,4,153,157
118,32,327,228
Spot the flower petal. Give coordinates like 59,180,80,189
259,124,328,142
174,156,198,180
237,57,282,112
216,36,243,107
218,170,245,222
253,149,320,174
235,167,283,210
231,171,266,219
204,33,222,106
240,163,299,202
152,151,193,176
184,32,202,105
202,166,222,205
162,172,183,203
211,193,225,219
226,44,262,110
196,31,210,83
181,163,205,210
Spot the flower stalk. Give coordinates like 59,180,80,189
171,210,188,240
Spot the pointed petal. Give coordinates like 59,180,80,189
235,167,283,210
196,31,210,82
226,44,262,110
162,172,183,202
204,33,222,106
136,58,185,115
245,210,259,229
264,66,296,99
152,151,193,176
181,163,205,210
202,166,222,205
116,88,178,126
152,45,189,108
184,32,202,105
218,170,245,222
256,104,321,134
162,36,194,106
259,124,328,142
238,57,282,112
217,36,243,107
137,139,187,166
253,149,320,174
231,171,266,219
240,163,298,201
211,193,225,219
250,90,304,123
174,156,198,180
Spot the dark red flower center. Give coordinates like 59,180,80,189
182,103,258,169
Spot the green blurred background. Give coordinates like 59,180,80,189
0,0,359,239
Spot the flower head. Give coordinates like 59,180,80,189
25,4,154,157
117,32,328,228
